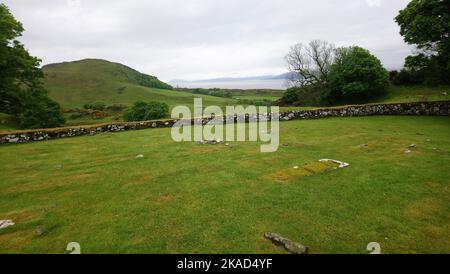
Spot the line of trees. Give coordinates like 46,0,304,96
281,40,389,106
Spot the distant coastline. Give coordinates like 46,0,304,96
170,73,294,90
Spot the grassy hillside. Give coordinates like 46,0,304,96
376,85,449,104
43,59,236,110
0,116,449,253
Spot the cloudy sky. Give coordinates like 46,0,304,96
3,0,413,81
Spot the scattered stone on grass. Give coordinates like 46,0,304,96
36,227,45,236
409,144,417,148
360,144,369,148
319,159,350,168
0,220,15,229
264,232,308,254
54,164,63,169
405,150,412,154
135,154,144,159
196,139,224,145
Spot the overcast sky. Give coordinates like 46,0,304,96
3,0,413,81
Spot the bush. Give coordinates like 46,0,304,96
236,99,273,107
92,102,106,111
279,88,300,105
83,102,107,111
389,70,399,82
19,88,66,129
279,85,330,106
328,46,389,103
106,104,126,113
123,101,169,122
392,69,425,85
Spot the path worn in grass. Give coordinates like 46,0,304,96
0,116,449,253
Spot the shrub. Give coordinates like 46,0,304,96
91,102,106,111
123,101,169,122
279,88,300,106
392,69,425,85
328,46,389,103
19,88,66,129
236,99,273,107
389,70,399,82
106,104,126,113
279,85,330,106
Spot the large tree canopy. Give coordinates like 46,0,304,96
328,46,389,101
395,0,450,84
0,4,64,128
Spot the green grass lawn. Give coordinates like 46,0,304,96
1,116,449,254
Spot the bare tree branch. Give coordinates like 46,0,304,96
285,40,335,88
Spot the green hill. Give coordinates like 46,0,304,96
42,59,236,109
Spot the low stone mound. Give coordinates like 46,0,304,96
268,159,349,182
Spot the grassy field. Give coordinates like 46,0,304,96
0,116,449,254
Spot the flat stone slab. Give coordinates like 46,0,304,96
0,220,15,229
265,232,308,254
267,159,349,182
196,139,224,145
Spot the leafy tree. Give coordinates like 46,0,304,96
395,0,450,84
392,69,425,86
328,46,389,102
19,88,66,129
0,4,65,128
124,101,169,121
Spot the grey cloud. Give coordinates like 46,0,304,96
3,0,412,81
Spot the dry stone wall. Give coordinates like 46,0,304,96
1,101,448,144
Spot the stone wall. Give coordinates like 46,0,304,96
1,101,448,144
